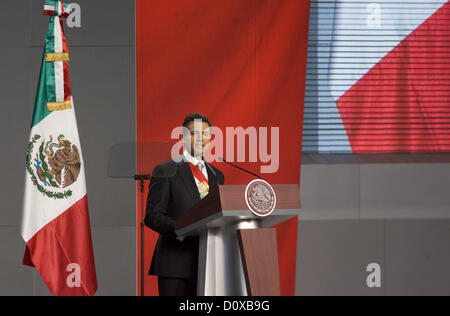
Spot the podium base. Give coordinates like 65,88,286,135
197,219,261,296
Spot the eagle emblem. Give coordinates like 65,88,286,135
245,179,276,217
26,134,81,199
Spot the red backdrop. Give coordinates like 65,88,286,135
136,0,310,296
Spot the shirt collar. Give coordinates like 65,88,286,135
183,150,204,166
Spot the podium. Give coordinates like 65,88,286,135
175,184,301,296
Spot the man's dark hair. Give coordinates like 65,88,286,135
182,113,211,128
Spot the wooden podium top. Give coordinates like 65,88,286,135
175,184,301,236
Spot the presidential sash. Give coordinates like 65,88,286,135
188,162,209,199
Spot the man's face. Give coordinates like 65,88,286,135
185,120,211,158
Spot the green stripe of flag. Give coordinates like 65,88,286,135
31,15,58,128
45,17,56,104
31,51,51,128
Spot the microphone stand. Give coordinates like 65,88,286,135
219,157,263,180
135,174,151,296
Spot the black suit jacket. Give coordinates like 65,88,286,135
144,157,225,279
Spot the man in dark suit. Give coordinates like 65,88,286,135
144,113,225,296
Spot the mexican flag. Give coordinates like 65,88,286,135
20,0,97,296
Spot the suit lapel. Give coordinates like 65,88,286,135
205,162,218,190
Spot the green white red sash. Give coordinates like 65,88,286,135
44,0,72,111
188,162,209,199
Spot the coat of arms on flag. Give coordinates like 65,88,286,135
20,0,97,296
27,134,80,198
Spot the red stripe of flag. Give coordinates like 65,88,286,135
59,18,71,101
23,196,97,296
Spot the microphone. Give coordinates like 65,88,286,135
218,156,263,180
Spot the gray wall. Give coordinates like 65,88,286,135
0,0,136,296
1,0,449,296
297,163,450,295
